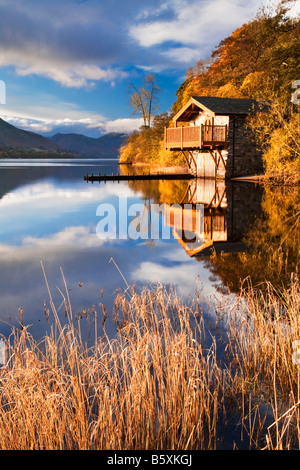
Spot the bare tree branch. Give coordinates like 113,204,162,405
128,74,160,128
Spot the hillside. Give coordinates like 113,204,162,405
0,117,127,158
119,2,300,182
50,132,127,158
0,117,63,152
172,3,299,111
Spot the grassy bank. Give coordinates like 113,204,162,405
0,274,299,449
118,113,185,168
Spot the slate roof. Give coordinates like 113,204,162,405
191,96,262,115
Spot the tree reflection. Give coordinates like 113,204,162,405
118,171,299,294
208,185,300,293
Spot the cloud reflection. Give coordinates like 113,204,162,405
0,180,134,207
0,171,227,341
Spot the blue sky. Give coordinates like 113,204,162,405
0,0,297,138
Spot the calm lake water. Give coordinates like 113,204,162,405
0,159,298,342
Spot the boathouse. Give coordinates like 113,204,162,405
165,96,265,178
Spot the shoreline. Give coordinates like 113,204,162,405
129,162,266,181
129,162,190,175
129,166,299,186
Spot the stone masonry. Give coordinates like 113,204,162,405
225,116,264,178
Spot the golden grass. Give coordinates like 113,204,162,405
0,279,224,450
0,271,299,450
223,277,300,449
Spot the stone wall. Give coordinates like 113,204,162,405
192,151,215,178
226,116,264,178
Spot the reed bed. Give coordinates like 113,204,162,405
0,273,299,450
0,281,225,450
223,276,300,449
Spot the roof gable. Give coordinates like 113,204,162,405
173,96,263,123
192,96,260,115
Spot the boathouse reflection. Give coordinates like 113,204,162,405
163,179,263,257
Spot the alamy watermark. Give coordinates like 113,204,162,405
0,80,6,105
96,197,204,242
291,80,300,105
292,340,300,365
0,339,5,366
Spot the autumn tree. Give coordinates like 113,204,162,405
172,0,300,110
119,112,184,166
128,74,161,128
122,0,299,175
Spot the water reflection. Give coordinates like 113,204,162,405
123,173,299,293
134,177,263,257
217,184,300,291
164,180,229,256
0,160,298,342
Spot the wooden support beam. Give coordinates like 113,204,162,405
216,149,226,169
181,126,183,149
180,150,191,169
207,149,218,169
187,150,197,176
207,185,226,209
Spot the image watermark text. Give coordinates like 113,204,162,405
291,80,300,105
0,80,6,105
96,197,204,243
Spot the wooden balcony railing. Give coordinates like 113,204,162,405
165,125,227,150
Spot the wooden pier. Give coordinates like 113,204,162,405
84,172,194,182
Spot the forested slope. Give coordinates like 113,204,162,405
120,1,300,182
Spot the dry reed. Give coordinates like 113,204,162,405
223,276,300,449
0,270,299,450
0,277,224,450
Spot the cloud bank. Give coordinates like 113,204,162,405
0,0,269,135
0,0,266,86
2,113,143,136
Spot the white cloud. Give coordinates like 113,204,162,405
161,47,201,64
23,225,103,249
0,0,268,88
2,111,142,136
0,180,135,210
16,62,128,89
130,0,264,57
130,259,219,299
100,118,144,134
288,1,300,17
0,1,131,88
0,225,110,263
0,47,127,88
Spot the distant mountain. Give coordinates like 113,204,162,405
0,117,128,158
0,118,63,152
50,132,128,158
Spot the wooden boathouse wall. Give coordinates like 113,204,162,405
165,96,265,179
